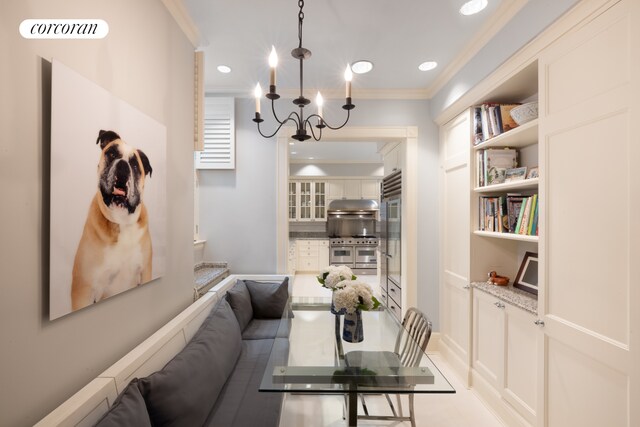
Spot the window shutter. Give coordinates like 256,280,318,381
195,97,235,169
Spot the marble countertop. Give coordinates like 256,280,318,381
194,262,229,290
471,281,538,315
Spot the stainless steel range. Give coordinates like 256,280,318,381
329,236,378,273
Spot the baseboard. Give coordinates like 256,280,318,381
426,332,441,352
438,340,471,387
471,369,532,427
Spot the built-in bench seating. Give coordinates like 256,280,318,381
35,274,292,427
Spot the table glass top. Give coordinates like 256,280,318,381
259,297,455,394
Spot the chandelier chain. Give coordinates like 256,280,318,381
297,0,304,49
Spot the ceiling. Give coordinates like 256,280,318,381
183,0,508,97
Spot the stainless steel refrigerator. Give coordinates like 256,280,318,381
380,170,401,315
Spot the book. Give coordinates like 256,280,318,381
527,194,538,235
519,197,533,234
514,196,528,234
473,107,483,145
473,103,522,140
497,104,521,132
506,195,524,233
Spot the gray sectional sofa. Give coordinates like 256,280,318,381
93,277,290,427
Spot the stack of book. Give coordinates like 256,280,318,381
479,193,538,235
477,148,518,187
473,103,521,145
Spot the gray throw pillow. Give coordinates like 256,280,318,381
94,379,151,427
245,277,289,318
138,298,242,427
226,279,253,331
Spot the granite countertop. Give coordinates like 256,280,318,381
194,262,229,291
471,281,538,315
289,232,330,239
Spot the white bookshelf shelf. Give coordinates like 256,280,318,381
473,119,538,151
473,230,539,243
474,178,539,193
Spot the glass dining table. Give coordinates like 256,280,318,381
259,296,456,426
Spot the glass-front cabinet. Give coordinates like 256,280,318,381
289,180,326,222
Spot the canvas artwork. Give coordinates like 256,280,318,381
50,60,166,320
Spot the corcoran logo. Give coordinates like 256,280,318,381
19,19,109,39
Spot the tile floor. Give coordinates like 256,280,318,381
280,274,505,427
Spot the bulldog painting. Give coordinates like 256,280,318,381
71,130,153,310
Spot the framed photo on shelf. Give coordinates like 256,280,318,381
514,251,538,295
504,166,527,182
527,166,539,179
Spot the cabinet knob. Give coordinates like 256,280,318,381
494,301,505,309
463,285,471,290
534,319,545,326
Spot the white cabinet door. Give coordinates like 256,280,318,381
343,180,361,199
327,180,344,199
318,240,329,269
539,2,639,426
439,111,472,382
384,144,400,175
504,304,537,425
472,290,505,390
360,179,380,200
313,182,327,221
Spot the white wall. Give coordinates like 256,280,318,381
0,1,195,425
198,97,278,273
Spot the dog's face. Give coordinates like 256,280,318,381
95,130,152,223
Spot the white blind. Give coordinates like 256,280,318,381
195,97,235,169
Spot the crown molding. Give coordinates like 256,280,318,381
425,0,530,98
162,0,201,48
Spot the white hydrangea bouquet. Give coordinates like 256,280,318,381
332,279,381,314
318,266,380,316
317,265,356,290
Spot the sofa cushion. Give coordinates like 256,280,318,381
139,298,242,427
245,278,289,318
226,279,254,331
94,379,151,427
242,319,282,340
204,338,289,427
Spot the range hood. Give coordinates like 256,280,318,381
327,199,379,212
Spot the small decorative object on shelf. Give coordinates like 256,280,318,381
487,271,510,286
509,101,539,126
526,167,539,179
514,252,539,295
504,166,527,182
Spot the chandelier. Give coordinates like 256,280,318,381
252,0,355,142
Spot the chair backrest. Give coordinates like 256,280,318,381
394,307,432,367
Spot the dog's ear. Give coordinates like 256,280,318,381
96,130,121,150
137,149,153,177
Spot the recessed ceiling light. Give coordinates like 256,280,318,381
217,65,231,73
418,61,438,71
460,0,488,16
351,60,374,74
308,157,314,160
289,142,295,145
291,151,297,154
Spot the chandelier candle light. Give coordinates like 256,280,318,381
252,0,355,142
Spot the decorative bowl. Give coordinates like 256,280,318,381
510,101,538,125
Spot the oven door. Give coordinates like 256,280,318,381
355,245,377,269
330,246,354,266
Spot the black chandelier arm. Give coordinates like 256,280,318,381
306,109,352,131
256,115,299,139
307,120,322,141
270,98,301,125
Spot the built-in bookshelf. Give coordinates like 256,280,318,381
469,60,539,284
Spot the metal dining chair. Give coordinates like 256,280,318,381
344,307,432,427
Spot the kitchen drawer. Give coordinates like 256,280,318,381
380,291,388,306
388,280,402,303
299,249,319,257
297,256,319,271
318,240,329,247
297,239,319,246
387,298,402,321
